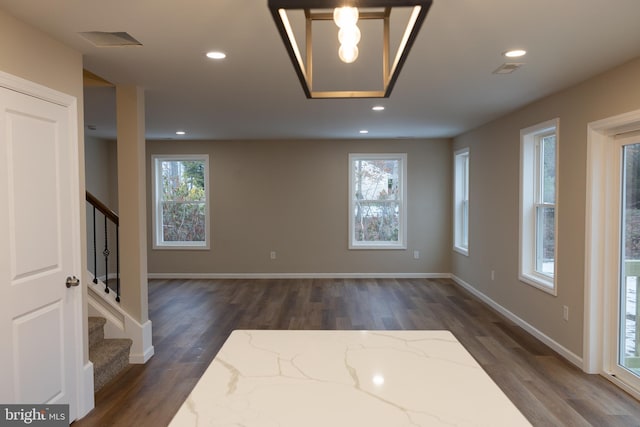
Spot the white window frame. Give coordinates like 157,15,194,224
453,148,470,255
152,154,210,250
584,108,640,394
349,153,407,250
519,118,559,294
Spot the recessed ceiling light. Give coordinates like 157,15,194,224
504,49,526,58
359,130,369,134
372,106,385,111
176,131,186,135
206,51,226,59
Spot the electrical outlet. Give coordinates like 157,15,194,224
563,305,569,321
491,270,495,281
270,251,276,260
413,250,420,259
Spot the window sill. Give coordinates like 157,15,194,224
153,243,210,250
519,273,557,296
349,242,406,250
453,246,469,256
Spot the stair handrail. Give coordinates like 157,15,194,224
86,191,119,225
86,191,120,302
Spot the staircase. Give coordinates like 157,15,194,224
89,316,132,392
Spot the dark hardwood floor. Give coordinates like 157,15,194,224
73,278,640,426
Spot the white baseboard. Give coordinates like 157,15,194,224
76,361,94,419
450,274,583,369
87,280,154,364
148,272,451,280
129,319,154,364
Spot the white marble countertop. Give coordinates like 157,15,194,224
170,330,531,426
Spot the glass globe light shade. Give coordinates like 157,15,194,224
338,25,361,47
338,45,359,63
333,7,359,28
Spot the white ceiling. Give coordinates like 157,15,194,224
2,0,640,141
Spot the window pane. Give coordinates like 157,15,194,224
463,155,469,200
349,154,406,249
624,144,640,261
353,159,401,201
542,135,556,204
620,143,640,374
453,150,469,253
161,160,206,202
160,160,206,243
354,201,400,242
162,201,206,242
462,199,469,248
536,205,555,276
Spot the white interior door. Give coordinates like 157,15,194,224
0,79,82,420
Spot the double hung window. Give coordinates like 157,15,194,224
454,148,470,255
152,155,210,249
349,153,407,249
520,119,558,293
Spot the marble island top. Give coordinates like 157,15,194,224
170,330,531,426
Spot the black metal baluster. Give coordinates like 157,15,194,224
92,205,98,284
103,215,110,294
116,224,120,302
86,191,120,303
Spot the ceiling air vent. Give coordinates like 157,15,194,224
78,31,142,47
492,63,524,74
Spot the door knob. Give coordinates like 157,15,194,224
66,276,80,288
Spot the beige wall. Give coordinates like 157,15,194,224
85,136,118,209
0,10,82,100
0,10,86,354
116,86,148,323
147,138,452,275
452,56,640,357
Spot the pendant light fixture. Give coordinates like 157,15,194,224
268,0,433,99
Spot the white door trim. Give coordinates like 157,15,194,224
0,70,90,418
585,108,640,400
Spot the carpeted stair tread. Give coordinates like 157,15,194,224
88,317,106,349
90,338,131,367
88,316,106,333
90,337,132,392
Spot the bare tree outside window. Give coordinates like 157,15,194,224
353,159,400,242
161,160,206,242
153,155,209,248
349,153,406,249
